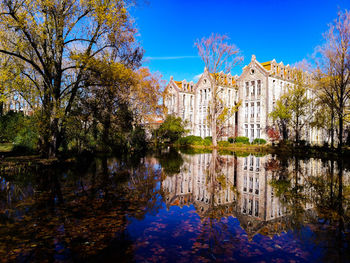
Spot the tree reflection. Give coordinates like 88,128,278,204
268,156,350,261
0,156,162,261
161,150,350,261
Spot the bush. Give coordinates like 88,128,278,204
157,115,186,143
252,138,267,145
186,135,204,145
203,138,212,146
13,120,39,154
0,111,26,142
177,135,212,146
129,126,147,153
177,135,202,146
218,141,230,147
234,136,250,144
204,136,212,141
228,137,234,143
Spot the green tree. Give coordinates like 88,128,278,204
288,70,313,143
269,95,291,141
270,69,312,143
0,0,142,157
195,33,243,147
157,115,187,143
315,10,350,151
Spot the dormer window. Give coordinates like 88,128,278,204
250,69,255,75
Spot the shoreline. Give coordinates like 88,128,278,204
1,142,349,164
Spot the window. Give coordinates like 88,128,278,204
255,177,259,195
257,80,261,96
251,124,254,139
251,81,255,96
228,89,231,105
248,199,253,215
245,82,249,96
249,177,253,193
250,155,254,171
250,102,254,118
256,157,260,171
272,80,276,99
255,200,259,216
257,124,261,138
245,124,248,137
244,157,248,170
243,198,247,213
257,102,260,118
245,103,248,118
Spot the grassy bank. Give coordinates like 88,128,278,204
177,142,350,160
189,143,272,154
0,143,13,153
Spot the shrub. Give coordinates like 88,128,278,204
13,121,39,154
204,136,212,141
0,111,26,142
186,135,204,145
252,138,267,145
157,115,186,143
129,126,147,153
228,137,234,143
203,138,212,146
234,136,250,144
176,135,203,146
218,141,230,147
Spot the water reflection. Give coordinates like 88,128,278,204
0,152,349,262
161,151,350,261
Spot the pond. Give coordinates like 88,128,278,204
0,149,349,262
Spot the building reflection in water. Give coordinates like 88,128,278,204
161,151,349,239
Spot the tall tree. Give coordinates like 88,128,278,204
288,70,313,143
269,95,291,141
316,10,350,151
130,67,165,124
0,0,142,157
195,33,243,146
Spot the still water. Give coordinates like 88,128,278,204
0,149,349,262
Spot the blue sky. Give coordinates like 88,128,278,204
130,0,350,83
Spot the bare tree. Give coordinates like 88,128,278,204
316,10,350,151
194,33,243,146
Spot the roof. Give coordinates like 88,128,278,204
210,73,237,87
261,61,271,71
174,81,182,89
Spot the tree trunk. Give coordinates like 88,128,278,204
331,109,334,149
282,121,288,141
211,84,217,147
338,113,343,152
295,116,300,143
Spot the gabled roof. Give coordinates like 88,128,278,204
174,81,182,89
261,61,271,71
210,72,238,87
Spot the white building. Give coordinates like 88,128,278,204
165,67,239,139
164,55,323,144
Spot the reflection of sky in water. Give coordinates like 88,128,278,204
127,198,324,262
126,152,348,262
0,152,349,262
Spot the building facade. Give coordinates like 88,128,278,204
164,55,323,144
165,67,239,139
